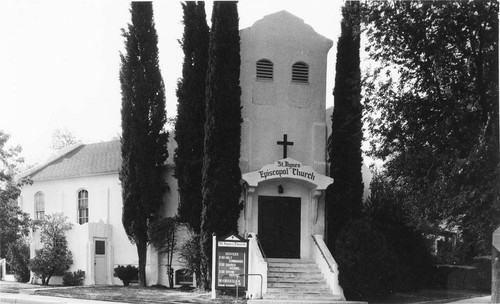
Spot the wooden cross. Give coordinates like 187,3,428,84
277,134,294,159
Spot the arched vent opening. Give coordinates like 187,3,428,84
292,62,309,83
256,59,273,80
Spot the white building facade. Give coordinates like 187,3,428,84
18,11,345,299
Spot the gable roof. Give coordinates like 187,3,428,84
20,140,121,182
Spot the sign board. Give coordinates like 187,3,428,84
215,233,248,290
241,158,333,190
494,227,500,251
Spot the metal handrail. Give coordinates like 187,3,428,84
311,235,335,274
255,234,268,263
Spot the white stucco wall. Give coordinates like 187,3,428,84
20,173,139,285
240,11,332,175
238,11,332,260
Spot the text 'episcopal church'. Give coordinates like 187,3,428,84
17,10,349,300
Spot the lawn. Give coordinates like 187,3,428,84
34,285,246,304
0,281,488,304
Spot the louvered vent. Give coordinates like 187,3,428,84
292,62,309,83
256,59,273,80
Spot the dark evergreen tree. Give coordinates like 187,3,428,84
326,1,363,251
175,1,209,234
200,1,242,290
119,2,168,287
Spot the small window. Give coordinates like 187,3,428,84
256,59,273,80
95,240,105,255
292,61,309,83
175,269,194,285
78,189,89,224
34,192,45,220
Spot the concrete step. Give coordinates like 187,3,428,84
264,259,343,303
267,284,331,292
268,281,330,288
268,267,322,274
268,271,324,278
248,300,367,304
263,294,343,301
268,262,317,268
267,276,325,283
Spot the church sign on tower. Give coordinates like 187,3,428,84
243,158,332,189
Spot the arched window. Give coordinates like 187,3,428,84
78,189,89,224
256,59,273,80
34,192,45,220
292,61,309,83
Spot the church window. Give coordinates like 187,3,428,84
256,59,273,80
78,189,89,224
34,192,45,220
292,61,309,83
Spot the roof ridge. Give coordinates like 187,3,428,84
15,142,85,181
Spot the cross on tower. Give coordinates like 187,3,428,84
277,134,294,159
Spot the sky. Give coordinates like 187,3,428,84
0,0,343,167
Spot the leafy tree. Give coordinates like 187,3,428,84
200,1,242,290
148,217,178,288
50,128,79,150
175,1,209,234
6,238,31,282
29,213,73,285
326,1,363,251
178,232,207,288
364,0,499,259
0,130,31,260
119,2,169,286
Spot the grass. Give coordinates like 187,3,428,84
34,285,246,304
0,281,489,303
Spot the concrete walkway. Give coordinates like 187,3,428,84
0,292,129,304
444,295,495,303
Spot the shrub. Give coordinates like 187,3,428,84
371,217,434,291
335,218,398,301
114,265,138,286
6,239,30,282
29,213,73,285
178,232,208,288
430,258,491,292
63,270,85,286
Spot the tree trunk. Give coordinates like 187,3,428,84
137,241,147,287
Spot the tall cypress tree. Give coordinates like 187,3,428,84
200,1,242,289
326,1,363,252
119,2,168,287
175,1,209,234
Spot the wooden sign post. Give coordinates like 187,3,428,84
215,233,249,292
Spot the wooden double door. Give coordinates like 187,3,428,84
258,196,301,259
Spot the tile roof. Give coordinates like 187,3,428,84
18,134,177,182
29,140,121,181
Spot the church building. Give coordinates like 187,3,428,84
17,10,348,301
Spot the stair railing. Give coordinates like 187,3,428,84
311,234,346,301
255,234,267,263
247,233,268,297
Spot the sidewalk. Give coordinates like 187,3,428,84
0,292,129,304
445,296,494,303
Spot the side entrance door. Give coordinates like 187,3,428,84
258,196,301,258
94,238,107,285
